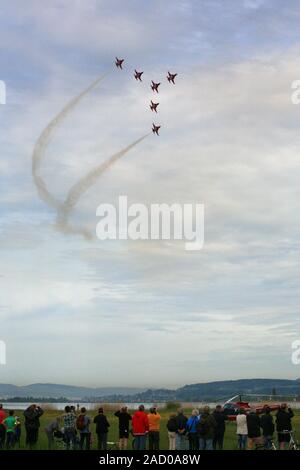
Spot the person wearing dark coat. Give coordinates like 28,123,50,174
260,407,274,449
246,411,261,449
198,406,217,450
23,404,44,448
276,404,294,449
93,407,110,450
114,407,132,450
175,408,188,450
212,405,227,450
167,413,178,450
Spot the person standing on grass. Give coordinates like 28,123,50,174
44,416,60,450
197,405,216,450
212,405,227,450
77,407,91,450
167,413,177,450
132,405,149,450
62,406,77,450
147,407,161,450
93,407,110,450
14,415,21,448
175,408,188,450
276,403,294,450
260,406,274,449
246,410,261,449
4,410,16,449
236,409,248,450
114,406,132,450
0,404,6,449
24,404,44,448
186,409,200,450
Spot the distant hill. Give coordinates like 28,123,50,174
99,378,300,402
174,378,300,401
0,383,146,400
1,379,300,401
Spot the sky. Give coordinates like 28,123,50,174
1,0,300,389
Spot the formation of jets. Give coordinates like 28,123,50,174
115,57,177,136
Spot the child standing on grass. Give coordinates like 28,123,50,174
4,410,16,449
14,415,21,448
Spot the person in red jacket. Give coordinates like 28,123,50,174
0,405,6,449
132,405,149,450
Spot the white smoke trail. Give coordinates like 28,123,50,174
56,133,150,236
32,70,149,239
32,72,110,210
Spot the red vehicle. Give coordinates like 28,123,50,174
223,395,281,421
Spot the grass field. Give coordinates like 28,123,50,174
3,406,300,450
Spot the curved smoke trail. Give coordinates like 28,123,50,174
32,71,149,239
56,133,150,235
32,72,110,210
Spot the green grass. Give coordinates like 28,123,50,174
5,408,300,450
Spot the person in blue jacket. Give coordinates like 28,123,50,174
186,409,200,450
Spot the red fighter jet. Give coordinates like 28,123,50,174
151,81,160,93
115,57,124,69
152,123,161,136
150,100,159,113
167,71,177,84
134,70,143,81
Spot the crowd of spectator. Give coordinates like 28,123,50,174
0,402,295,450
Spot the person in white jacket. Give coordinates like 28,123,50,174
236,409,248,450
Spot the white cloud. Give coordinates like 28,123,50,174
1,0,300,386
